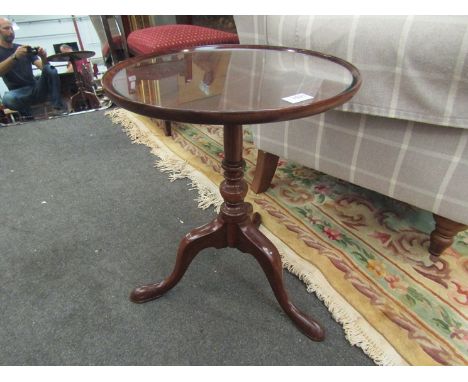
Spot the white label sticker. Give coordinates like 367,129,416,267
282,93,314,104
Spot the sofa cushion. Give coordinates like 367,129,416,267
234,15,468,129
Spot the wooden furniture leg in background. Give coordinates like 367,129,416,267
163,120,172,136
3,109,20,123
429,214,467,256
251,150,279,194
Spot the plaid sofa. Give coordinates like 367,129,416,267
233,15,468,253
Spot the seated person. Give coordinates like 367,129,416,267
0,17,66,119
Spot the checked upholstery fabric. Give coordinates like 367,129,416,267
232,15,468,227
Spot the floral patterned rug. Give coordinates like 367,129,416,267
107,109,468,366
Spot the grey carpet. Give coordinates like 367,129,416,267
0,110,374,365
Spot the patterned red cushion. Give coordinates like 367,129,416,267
127,24,239,55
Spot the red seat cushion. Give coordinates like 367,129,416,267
127,24,239,55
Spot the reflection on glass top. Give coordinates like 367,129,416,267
111,47,355,113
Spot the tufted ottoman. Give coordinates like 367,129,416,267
127,24,239,55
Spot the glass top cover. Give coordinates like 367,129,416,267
109,47,358,116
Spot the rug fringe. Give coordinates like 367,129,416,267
105,108,408,366
105,108,223,212
260,226,408,365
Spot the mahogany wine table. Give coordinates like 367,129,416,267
102,45,361,341
48,50,100,112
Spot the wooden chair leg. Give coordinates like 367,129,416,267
429,214,467,256
163,120,172,136
251,150,280,194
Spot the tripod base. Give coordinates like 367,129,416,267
130,124,325,341
131,207,325,342
71,90,101,112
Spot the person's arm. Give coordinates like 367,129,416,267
0,45,27,76
0,53,17,76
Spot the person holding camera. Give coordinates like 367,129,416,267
0,17,66,120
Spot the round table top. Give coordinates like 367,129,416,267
48,50,96,62
102,45,361,125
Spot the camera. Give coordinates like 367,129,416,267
26,46,39,55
